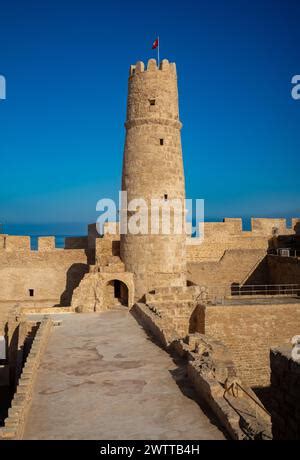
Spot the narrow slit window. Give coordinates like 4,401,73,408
149,99,156,106
160,139,164,146
29,289,34,297
164,194,168,200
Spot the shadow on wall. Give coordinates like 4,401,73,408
230,256,270,295
7,324,18,387
189,304,205,334
242,256,269,284
58,263,89,306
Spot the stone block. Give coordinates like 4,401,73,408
38,237,55,251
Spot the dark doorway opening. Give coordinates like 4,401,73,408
114,280,121,298
106,280,129,308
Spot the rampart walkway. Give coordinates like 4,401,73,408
23,310,225,439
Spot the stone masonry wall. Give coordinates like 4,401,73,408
187,249,267,291
85,217,299,269
186,217,298,263
120,59,187,300
202,304,300,387
270,346,300,439
0,249,89,316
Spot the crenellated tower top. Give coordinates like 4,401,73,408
126,59,180,127
129,59,177,77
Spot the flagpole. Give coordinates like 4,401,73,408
157,35,160,65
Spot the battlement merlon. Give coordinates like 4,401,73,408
129,59,177,78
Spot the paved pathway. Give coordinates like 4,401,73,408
23,310,225,440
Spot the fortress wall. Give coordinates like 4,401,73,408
0,235,6,248
0,236,31,251
0,302,20,323
64,236,88,249
186,243,226,262
223,217,243,232
96,239,112,266
0,235,91,251
38,237,55,251
202,303,300,387
267,255,300,285
92,217,298,265
270,346,300,440
0,249,88,312
186,217,299,264
186,236,268,262
95,238,120,265
187,249,268,289
251,218,291,235
186,219,269,263
203,220,242,240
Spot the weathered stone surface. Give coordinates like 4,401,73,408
22,311,225,440
120,59,187,300
71,271,134,312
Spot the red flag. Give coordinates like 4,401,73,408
152,38,159,49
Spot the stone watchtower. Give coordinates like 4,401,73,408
120,58,187,300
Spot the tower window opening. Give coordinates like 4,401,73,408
149,99,156,106
164,194,168,200
160,139,164,146
29,289,34,297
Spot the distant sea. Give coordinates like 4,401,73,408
1,219,256,251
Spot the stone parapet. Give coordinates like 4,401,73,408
0,318,53,440
132,301,271,440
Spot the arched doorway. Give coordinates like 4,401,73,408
105,280,129,308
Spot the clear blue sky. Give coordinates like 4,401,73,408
0,0,299,229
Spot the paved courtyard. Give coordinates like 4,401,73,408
23,310,225,440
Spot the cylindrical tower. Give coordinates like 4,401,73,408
120,58,186,300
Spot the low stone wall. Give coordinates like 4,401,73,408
0,318,53,440
20,306,73,315
131,302,271,440
270,346,300,440
131,303,179,347
133,295,300,389
174,335,271,440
